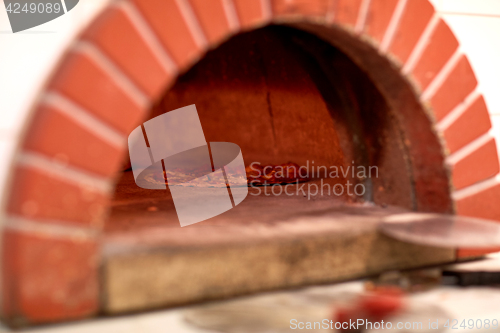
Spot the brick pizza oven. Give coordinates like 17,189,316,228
2,0,499,326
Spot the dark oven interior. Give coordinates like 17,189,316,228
108,25,420,234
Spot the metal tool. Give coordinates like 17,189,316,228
379,213,500,248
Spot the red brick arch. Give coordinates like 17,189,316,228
3,0,498,324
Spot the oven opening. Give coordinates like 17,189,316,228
101,26,453,314
110,25,416,229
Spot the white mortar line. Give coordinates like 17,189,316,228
355,0,371,34
380,0,408,53
402,13,440,75
175,0,208,49
446,130,493,165
260,0,272,22
421,48,462,101
4,215,98,240
72,41,149,110
438,11,500,18
489,117,500,180
436,88,481,132
118,1,178,75
326,0,335,22
452,173,500,201
222,0,240,32
492,117,500,172
17,152,112,194
42,92,126,149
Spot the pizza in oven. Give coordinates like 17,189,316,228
143,162,309,187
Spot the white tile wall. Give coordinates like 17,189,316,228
431,0,500,16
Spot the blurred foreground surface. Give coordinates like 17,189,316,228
3,252,500,333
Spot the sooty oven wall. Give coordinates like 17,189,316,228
139,26,417,209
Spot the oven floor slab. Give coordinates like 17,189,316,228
103,182,455,314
